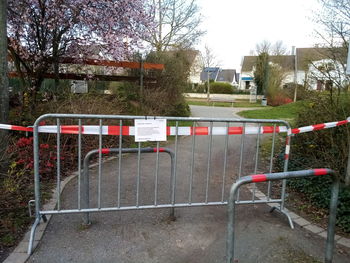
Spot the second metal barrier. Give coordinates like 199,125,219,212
226,169,339,263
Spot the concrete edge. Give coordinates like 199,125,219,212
2,156,117,263
246,186,350,249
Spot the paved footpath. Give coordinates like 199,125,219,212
24,106,349,263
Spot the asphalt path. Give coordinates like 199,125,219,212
27,106,350,263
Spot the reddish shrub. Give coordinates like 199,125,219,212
8,137,57,180
267,93,293,106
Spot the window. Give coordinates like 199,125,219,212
325,80,333,90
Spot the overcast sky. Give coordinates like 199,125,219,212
196,0,321,71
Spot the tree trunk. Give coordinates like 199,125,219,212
0,0,9,171
0,0,8,124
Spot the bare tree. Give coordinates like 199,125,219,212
313,0,350,185
202,45,219,101
146,0,206,51
312,0,349,90
255,40,271,54
255,40,287,55
271,41,288,56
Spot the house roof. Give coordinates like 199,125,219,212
296,47,346,70
241,55,295,72
217,69,236,83
200,67,221,81
200,68,237,83
241,47,347,73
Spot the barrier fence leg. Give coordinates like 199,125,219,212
325,178,340,263
82,162,90,225
28,216,40,255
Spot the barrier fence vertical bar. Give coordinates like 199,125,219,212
267,124,277,200
56,118,61,210
205,121,213,203
117,120,122,208
221,122,229,202
281,129,292,210
98,119,102,209
28,118,42,254
154,142,160,206
136,142,141,207
237,122,246,201
252,123,261,202
189,121,196,204
346,140,350,186
325,177,340,263
170,121,179,217
78,119,82,209
83,150,90,225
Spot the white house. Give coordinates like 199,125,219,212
239,47,347,91
239,55,294,90
187,50,204,84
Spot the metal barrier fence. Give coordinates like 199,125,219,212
226,169,339,263
28,113,292,254
81,147,175,225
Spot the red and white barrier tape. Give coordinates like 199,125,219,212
1,118,349,136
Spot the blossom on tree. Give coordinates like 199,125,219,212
7,0,155,98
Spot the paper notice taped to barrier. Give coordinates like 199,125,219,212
134,119,167,142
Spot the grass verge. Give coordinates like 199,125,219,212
186,99,264,108
237,101,306,122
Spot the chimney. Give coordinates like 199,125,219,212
291,46,296,55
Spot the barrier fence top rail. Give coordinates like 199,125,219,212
1,116,350,136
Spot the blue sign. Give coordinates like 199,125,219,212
241,77,253,81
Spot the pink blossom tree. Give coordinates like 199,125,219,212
7,0,154,110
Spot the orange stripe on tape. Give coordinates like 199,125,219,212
251,174,267,182
60,125,84,134
228,127,243,134
313,169,328,176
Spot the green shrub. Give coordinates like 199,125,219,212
184,83,206,93
283,82,314,101
275,92,350,232
144,50,192,117
209,82,233,94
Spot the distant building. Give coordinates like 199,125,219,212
187,50,204,84
240,55,294,90
200,68,238,85
239,47,347,91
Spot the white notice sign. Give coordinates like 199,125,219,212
134,119,167,142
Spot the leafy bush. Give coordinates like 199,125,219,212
275,92,350,232
184,83,206,93
144,50,191,117
0,136,60,248
209,82,233,94
283,82,312,101
108,81,139,101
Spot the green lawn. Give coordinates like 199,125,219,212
186,99,264,108
237,101,306,122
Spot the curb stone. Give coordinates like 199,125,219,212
247,185,350,249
